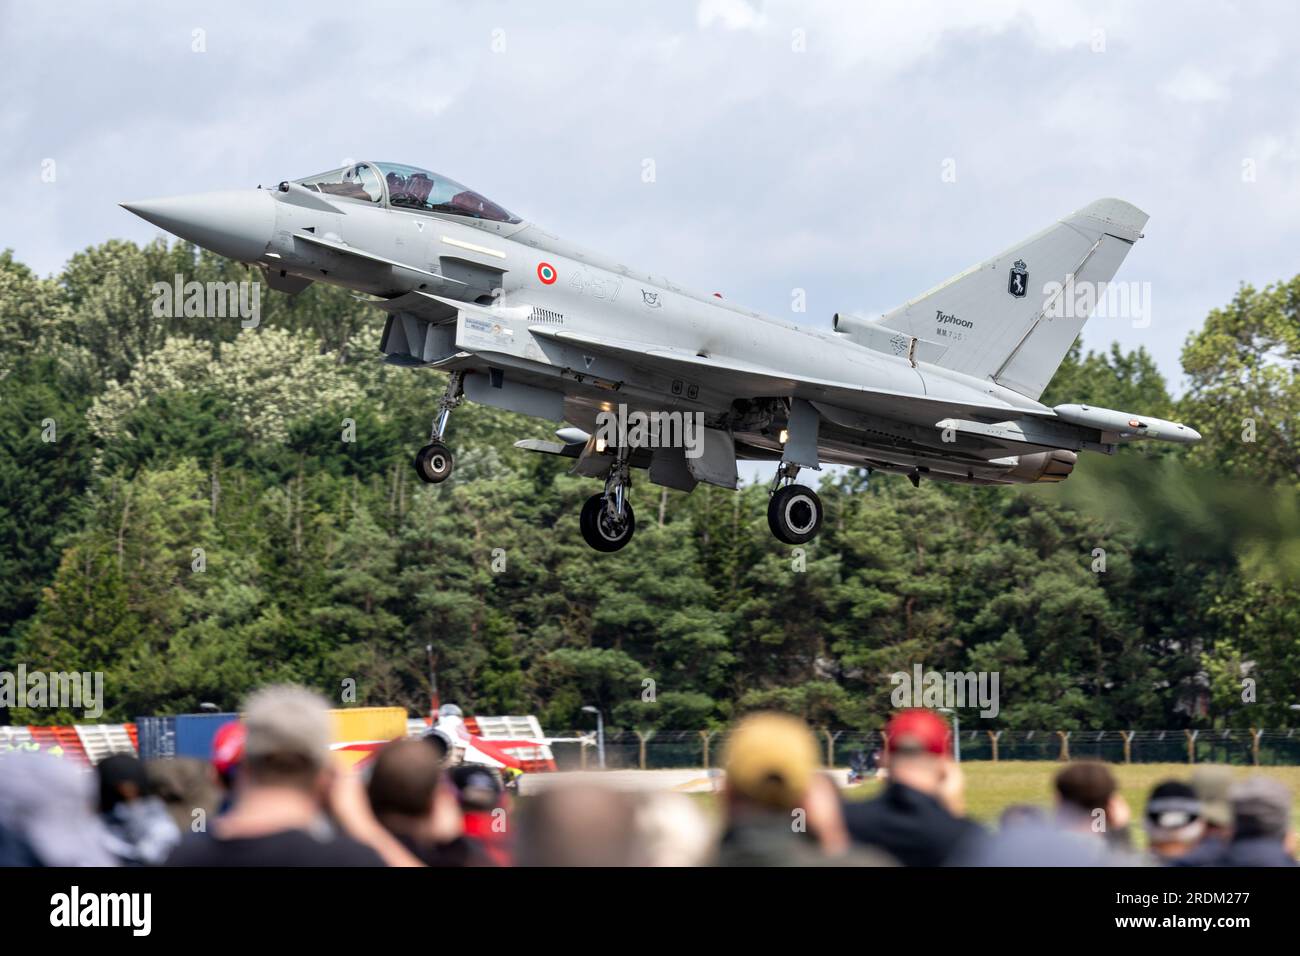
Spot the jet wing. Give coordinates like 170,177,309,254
527,326,1038,426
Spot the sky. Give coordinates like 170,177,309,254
2,0,1298,393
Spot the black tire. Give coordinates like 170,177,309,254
580,494,636,552
414,441,454,484
767,484,823,544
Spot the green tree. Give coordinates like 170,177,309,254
1180,277,1300,485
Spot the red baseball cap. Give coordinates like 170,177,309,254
885,709,952,757
212,720,246,774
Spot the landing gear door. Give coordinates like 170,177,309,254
685,427,738,490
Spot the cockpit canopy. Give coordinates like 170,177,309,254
292,162,522,223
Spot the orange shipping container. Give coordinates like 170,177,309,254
330,707,407,746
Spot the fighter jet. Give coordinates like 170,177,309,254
122,162,1200,553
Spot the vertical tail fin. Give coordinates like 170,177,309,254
877,198,1148,399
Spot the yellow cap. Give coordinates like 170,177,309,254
724,712,820,810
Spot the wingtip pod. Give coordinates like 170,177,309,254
1066,198,1149,242
1052,403,1201,444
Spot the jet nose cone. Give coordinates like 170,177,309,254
120,190,275,263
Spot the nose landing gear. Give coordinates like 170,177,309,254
414,442,454,484
414,372,463,485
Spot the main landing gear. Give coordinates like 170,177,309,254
580,444,636,552
414,371,463,485
767,461,823,544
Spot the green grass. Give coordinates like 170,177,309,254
843,761,1300,840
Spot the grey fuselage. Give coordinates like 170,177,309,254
253,183,1057,484
126,170,1200,488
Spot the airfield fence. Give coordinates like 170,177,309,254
547,729,1300,770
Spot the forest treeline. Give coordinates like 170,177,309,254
1,241,1298,732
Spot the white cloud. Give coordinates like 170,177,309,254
697,0,766,32
1161,67,1231,104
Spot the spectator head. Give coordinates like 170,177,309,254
146,757,219,833
0,752,117,866
450,765,504,813
1054,761,1118,831
633,792,716,867
97,753,151,814
211,720,246,789
1144,780,1204,858
240,685,333,793
366,737,443,834
882,709,953,796
1229,776,1291,842
1190,765,1234,835
452,765,511,865
516,783,645,866
723,711,820,812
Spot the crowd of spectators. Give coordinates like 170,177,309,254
0,686,1294,868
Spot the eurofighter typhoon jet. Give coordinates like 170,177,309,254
122,163,1200,552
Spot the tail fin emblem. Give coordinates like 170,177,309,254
1008,259,1028,298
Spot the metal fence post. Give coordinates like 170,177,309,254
699,729,714,770
634,729,655,770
